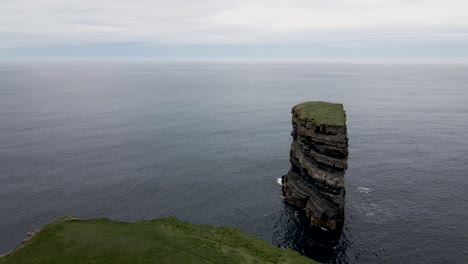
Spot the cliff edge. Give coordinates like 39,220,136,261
0,217,317,264
282,101,348,231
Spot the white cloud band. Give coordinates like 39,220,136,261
1,0,468,48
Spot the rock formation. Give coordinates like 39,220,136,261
282,101,348,231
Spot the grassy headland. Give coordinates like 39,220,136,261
292,101,346,127
0,217,317,264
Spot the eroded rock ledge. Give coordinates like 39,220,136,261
282,101,348,231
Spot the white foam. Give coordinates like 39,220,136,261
358,187,372,193
277,178,282,186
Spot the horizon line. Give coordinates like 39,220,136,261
2,57,468,65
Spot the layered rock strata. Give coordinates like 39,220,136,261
282,101,348,231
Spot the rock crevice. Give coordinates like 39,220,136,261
282,101,348,231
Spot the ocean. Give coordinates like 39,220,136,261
1,61,467,263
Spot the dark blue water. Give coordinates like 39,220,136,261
1,61,467,263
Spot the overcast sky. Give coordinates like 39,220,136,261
1,0,468,62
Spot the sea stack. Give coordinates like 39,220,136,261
282,101,348,231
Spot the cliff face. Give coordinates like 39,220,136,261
282,101,348,231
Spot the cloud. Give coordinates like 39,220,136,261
0,0,467,49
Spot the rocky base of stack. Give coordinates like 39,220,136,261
282,103,348,231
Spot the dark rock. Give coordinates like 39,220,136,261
282,101,348,231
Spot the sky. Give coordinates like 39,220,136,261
1,0,468,62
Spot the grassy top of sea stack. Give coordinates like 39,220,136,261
292,101,346,127
0,217,317,264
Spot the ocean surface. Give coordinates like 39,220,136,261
1,61,467,263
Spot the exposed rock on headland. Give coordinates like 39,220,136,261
282,101,348,231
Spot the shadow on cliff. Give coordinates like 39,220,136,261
272,204,349,263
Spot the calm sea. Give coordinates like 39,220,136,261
1,61,467,263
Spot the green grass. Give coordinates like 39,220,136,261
292,101,346,126
0,217,318,264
